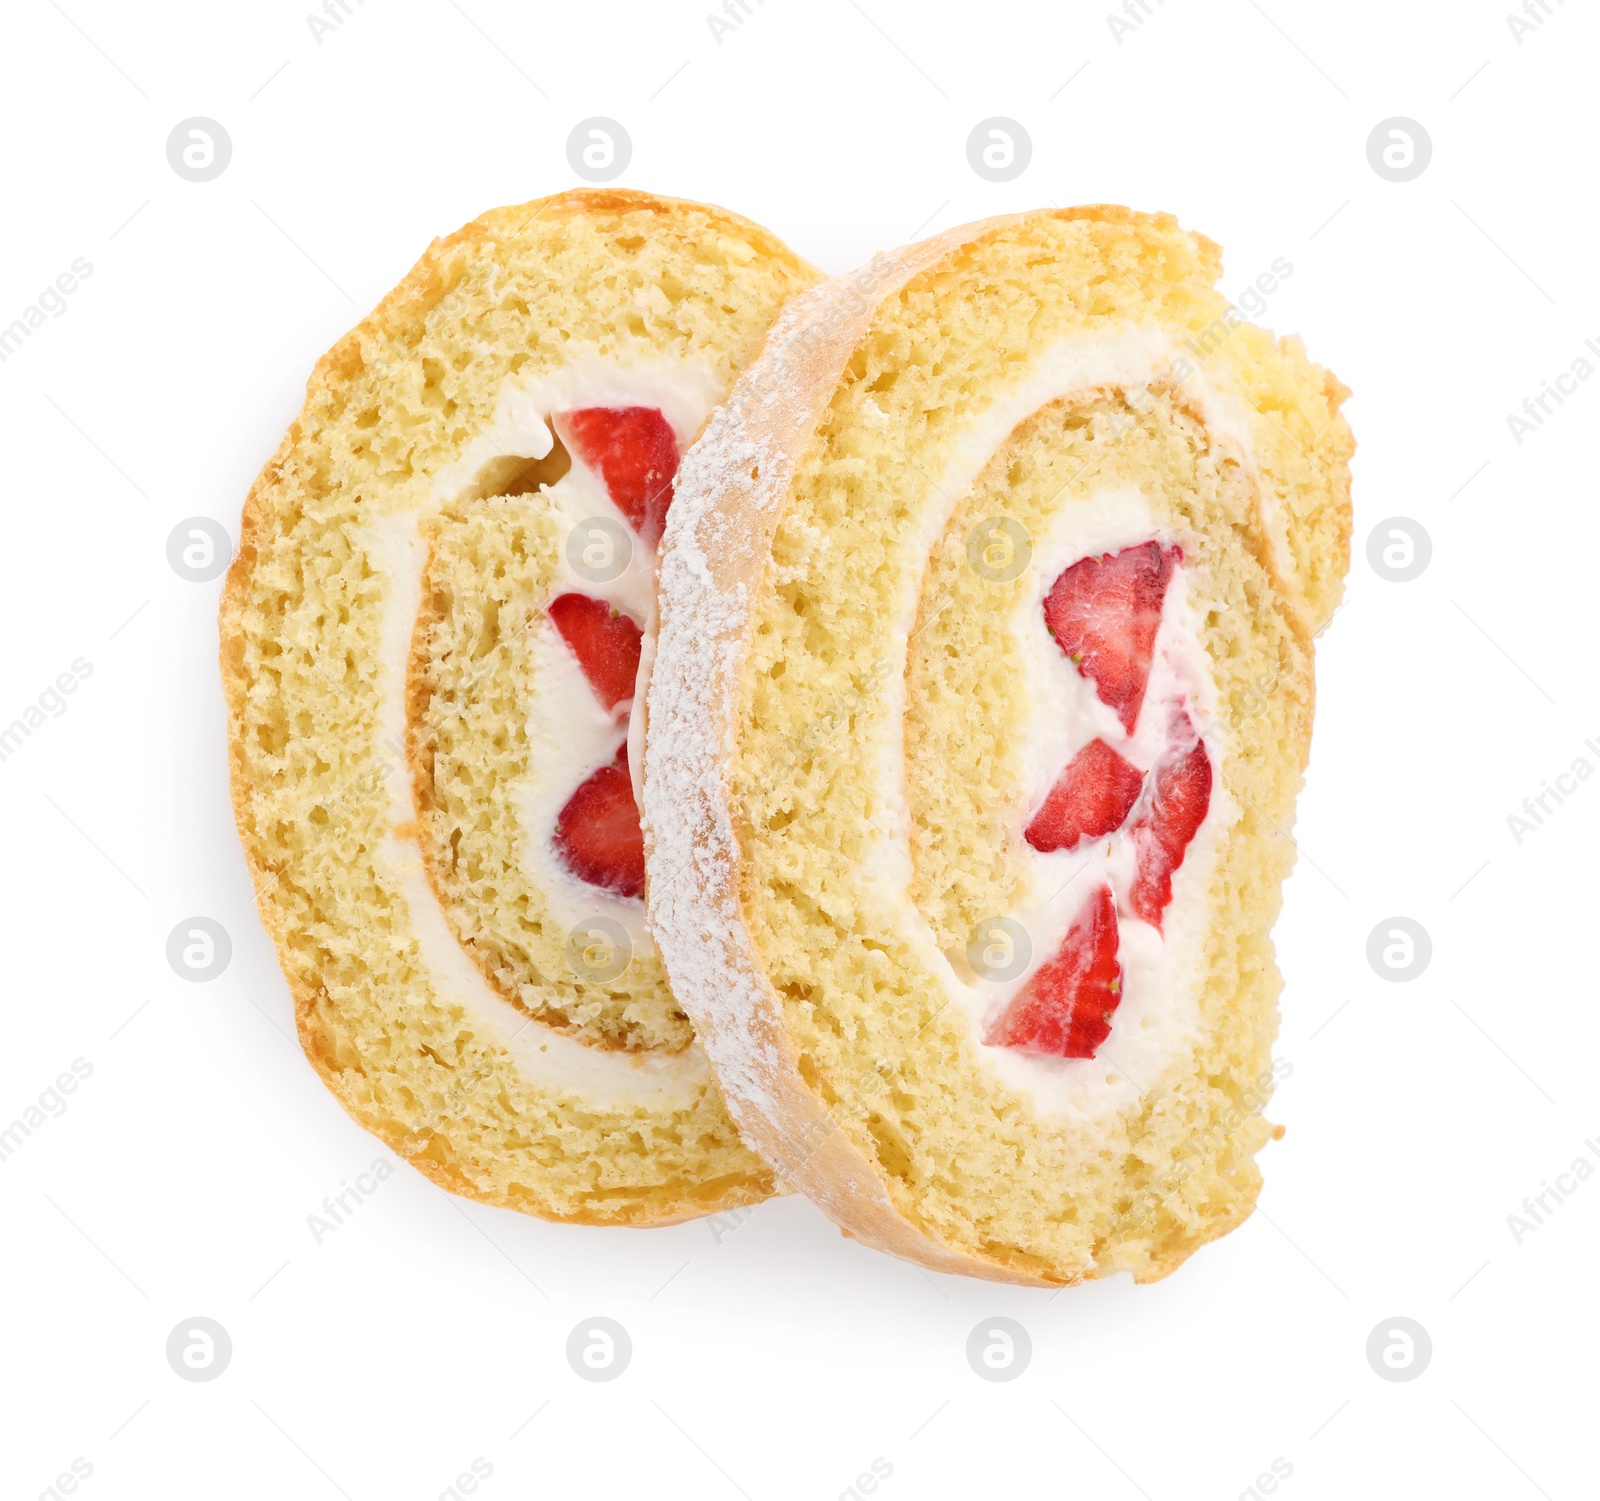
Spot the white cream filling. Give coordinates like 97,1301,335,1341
966,491,1236,1117
868,330,1246,1124
431,349,724,502
437,350,723,952
350,350,723,1110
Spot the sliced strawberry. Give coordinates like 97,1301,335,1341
1128,714,1213,930
553,745,644,900
984,885,1122,1058
548,592,642,714
557,406,680,545
1043,542,1178,734
1026,738,1145,853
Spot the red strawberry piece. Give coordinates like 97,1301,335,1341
984,884,1122,1059
1026,738,1145,854
553,745,645,900
557,406,680,545
1128,714,1213,930
1043,541,1178,734
548,592,642,714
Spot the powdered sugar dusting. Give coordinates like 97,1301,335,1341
645,269,899,1170
642,235,1032,1258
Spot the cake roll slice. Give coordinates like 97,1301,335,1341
644,206,1352,1281
222,189,817,1223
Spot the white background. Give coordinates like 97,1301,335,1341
1,1,1594,1497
